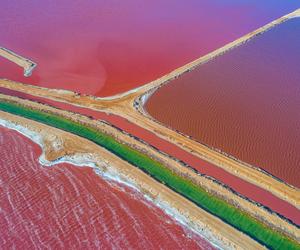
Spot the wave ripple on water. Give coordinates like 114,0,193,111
0,126,213,249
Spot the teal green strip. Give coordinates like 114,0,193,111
0,100,298,250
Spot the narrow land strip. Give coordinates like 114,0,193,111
0,86,299,226
0,47,37,76
0,112,253,250
0,9,299,211
1,95,299,248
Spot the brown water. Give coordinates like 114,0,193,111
146,18,300,188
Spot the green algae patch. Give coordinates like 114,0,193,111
0,100,299,250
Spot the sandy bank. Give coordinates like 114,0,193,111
0,78,299,212
0,8,299,209
0,110,265,250
0,94,299,244
0,12,299,210
0,47,36,76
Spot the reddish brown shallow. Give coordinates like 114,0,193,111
146,18,300,188
0,127,212,249
1,87,299,224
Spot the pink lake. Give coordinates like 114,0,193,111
0,1,299,96
0,126,213,249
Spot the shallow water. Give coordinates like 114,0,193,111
0,127,212,249
0,1,299,96
146,18,300,187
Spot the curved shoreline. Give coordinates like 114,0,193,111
0,80,298,213
0,94,299,244
0,84,299,225
138,88,298,189
132,10,300,191
0,111,262,250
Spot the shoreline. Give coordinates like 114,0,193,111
0,94,299,244
0,111,262,250
0,80,299,214
139,88,298,189
0,47,37,77
132,10,300,191
0,87,299,226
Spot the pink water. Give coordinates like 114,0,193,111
0,127,213,249
0,1,299,96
